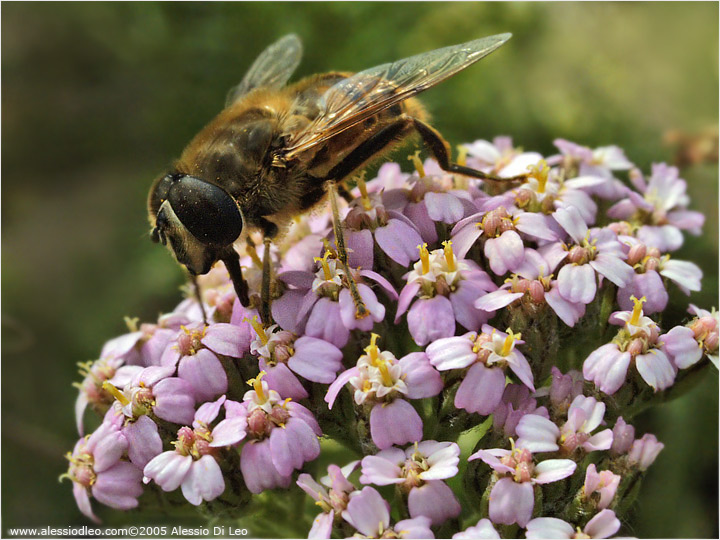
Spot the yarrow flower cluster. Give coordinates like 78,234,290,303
64,135,716,537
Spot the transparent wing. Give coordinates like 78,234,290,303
283,33,511,159
225,34,303,106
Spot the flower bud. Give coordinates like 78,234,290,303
515,189,534,208
273,344,293,364
176,426,196,452
483,213,501,237
515,461,533,483
247,408,269,437
375,206,389,225
611,417,635,456
644,257,660,271
498,218,515,234
529,280,545,303
646,247,662,259
73,463,96,487
540,195,556,214
704,331,719,354
692,316,718,337
344,208,365,230
568,246,590,264
514,279,531,293
269,405,291,427
626,244,647,266
582,464,620,510
628,433,664,470
608,221,633,236
627,338,645,357
435,275,451,297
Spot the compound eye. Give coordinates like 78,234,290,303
167,176,243,246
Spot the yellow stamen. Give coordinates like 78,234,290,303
247,371,267,403
244,315,268,345
101,381,130,407
456,145,468,167
313,250,334,281
501,328,521,357
442,240,456,272
124,316,139,333
408,150,426,177
527,160,550,193
377,361,394,387
629,296,647,326
471,333,482,354
364,333,381,365
418,243,430,274
355,171,372,211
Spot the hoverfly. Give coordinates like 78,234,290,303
147,33,522,324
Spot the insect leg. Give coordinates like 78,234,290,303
410,118,528,182
190,273,208,324
328,180,369,319
260,237,273,326
219,247,250,307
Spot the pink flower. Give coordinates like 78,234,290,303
143,396,227,505
74,356,135,435
610,417,636,456
550,207,634,305
516,395,613,456
326,335,442,449
583,464,621,510
396,242,497,346
481,159,599,229
474,248,586,327
63,421,143,523
525,509,621,539
160,321,252,402
607,163,704,251
341,172,424,268
297,462,359,539
469,443,576,527
550,138,632,200
547,367,584,416
627,433,664,470
617,241,702,314
102,405,163,470
492,384,549,438
291,252,396,348
661,306,718,369
584,297,675,394
452,519,500,539
451,204,555,276
342,486,434,539
247,319,343,400
387,156,480,244
360,441,461,526
100,312,191,368
426,326,533,415
103,365,196,426
464,136,542,179
210,374,322,493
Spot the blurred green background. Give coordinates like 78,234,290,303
2,2,717,537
